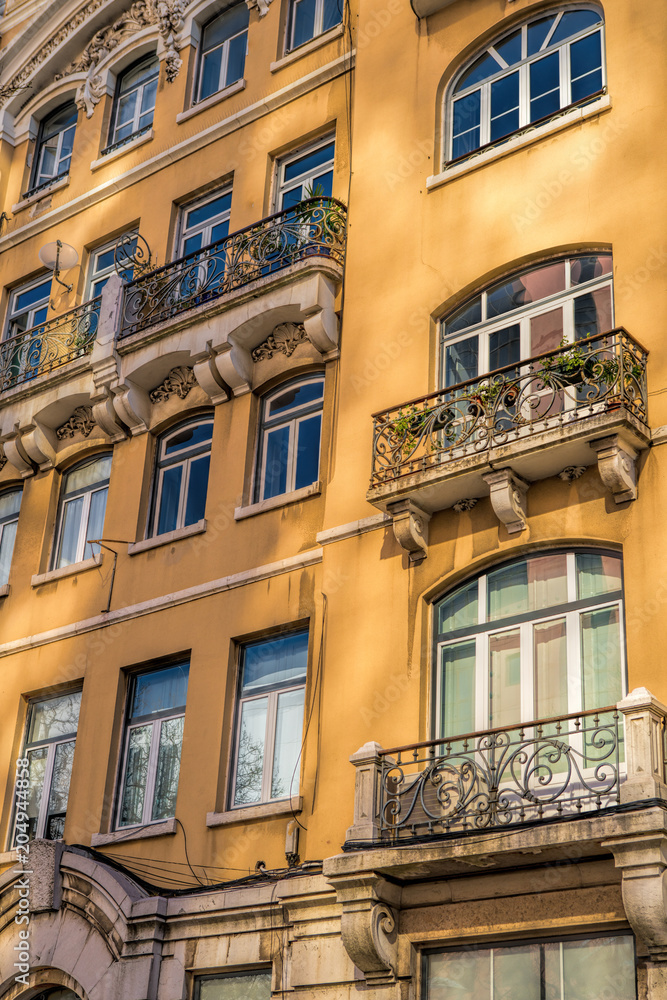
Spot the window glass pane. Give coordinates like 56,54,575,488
0,519,17,586
157,465,183,535
283,142,335,184
438,580,478,633
489,324,520,371
139,77,158,115
311,168,333,197
268,381,324,417
132,664,189,718
121,58,158,92
226,31,247,86
445,297,482,336
490,72,519,141
43,103,78,137
427,949,490,1000
14,280,52,313
152,716,184,820
58,496,84,567
571,254,612,284
234,697,268,805
282,185,305,209
117,92,137,127
294,414,321,490
493,943,541,1000
164,422,213,455
531,306,564,355
120,725,151,826
457,51,502,91
489,629,521,728
271,687,305,798
488,561,528,619
39,140,58,179
262,426,289,499
183,233,204,255
528,15,556,55
452,93,481,159
64,455,111,493
527,553,568,610
574,286,612,340
83,487,108,559
28,692,81,743
205,4,249,47
581,606,622,710
60,125,76,158
494,29,521,67
322,0,342,32
291,0,317,48
184,455,210,525
211,219,230,242
445,336,478,386
550,9,602,46
534,618,568,719
530,52,561,121
561,936,635,1000
243,631,309,691
200,47,223,99
576,552,622,599
186,193,232,230
46,739,75,832
440,640,476,737
570,32,602,102
199,972,272,1000
25,748,48,840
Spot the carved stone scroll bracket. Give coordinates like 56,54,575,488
192,346,231,405
21,423,57,471
90,387,128,442
300,274,339,354
56,406,95,440
482,468,530,534
603,833,667,963
215,342,253,397
112,380,152,436
590,435,639,503
2,429,35,478
387,499,431,563
330,876,401,986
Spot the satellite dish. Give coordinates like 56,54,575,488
39,240,79,271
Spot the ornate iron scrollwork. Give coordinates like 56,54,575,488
114,232,153,279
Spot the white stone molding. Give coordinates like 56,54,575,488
617,688,667,803
482,467,529,533
329,875,400,986
590,434,639,503
387,498,430,562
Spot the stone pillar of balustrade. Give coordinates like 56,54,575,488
617,687,667,804
346,742,388,843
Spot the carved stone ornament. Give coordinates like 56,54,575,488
149,365,196,403
56,405,95,440
156,0,186,82
589,435,639,503
387,498,431,562
251,323,308,362
558,465,587,482
340,901,399,985
482,468,529,533
453,497,478,512
245,0,273,16
0,447,6,471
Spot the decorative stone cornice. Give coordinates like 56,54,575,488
149,365,196,402
56,405,95,439
251,322,307,361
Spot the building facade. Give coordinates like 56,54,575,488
0,0,666,998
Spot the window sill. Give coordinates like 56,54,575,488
271,23,345,72
207,796,302,827
176,80,246,124
128,519,207,555
91,128,154,171
0,849,18,865
31,553,103,588
12,175,69,213
235,481,321,520
91,817,177,847
426,93,612,190
0,584,9,598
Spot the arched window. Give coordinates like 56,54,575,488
440,253,613,387
195,5,249,103
434,550,625,738
150,417,213,536
53,455,112,569
446,7,605,162
0,487,22,586
255,375,324,502
29,102,77,194
107,55,159,150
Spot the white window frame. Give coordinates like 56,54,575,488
230,632,308,808
434,550,626,738
445,7,606,162
150,418,213,537
86,235,137,299
275,136,335,211
13,690,82,844
194,970,272,1000
0,487,22,587
195,5,249,103
5,274,52,339
439,255,613,388
52,455,111,569
108,55,159,149
176,188,232,258
116,664,189,829
255,376,324,503
30,101,78,191
286,0,342,53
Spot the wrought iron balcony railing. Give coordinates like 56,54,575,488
0,297,101,393
370,328,648,488
378,707,622,841
119,197,347,338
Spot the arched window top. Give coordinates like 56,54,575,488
28,100,78,195
434,549,625,738
447,7,605,162
255,374,325,503
440,253,613,387
150,416,213,537
107,54,159,150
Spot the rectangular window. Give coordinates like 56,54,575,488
178,189,232,257
287,0,342,52
424,935,636,1000
117,663,189,828
231,631,308,807
86,237,136,299
14,690,82,843
195,970,272,1000
5,276,52,339
276,138,335,210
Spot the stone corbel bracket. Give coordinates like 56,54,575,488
603,833,667,963
387,499,431,562
590,434,639,503
328,874,401,986
1,428,35,478
483,468,529,533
